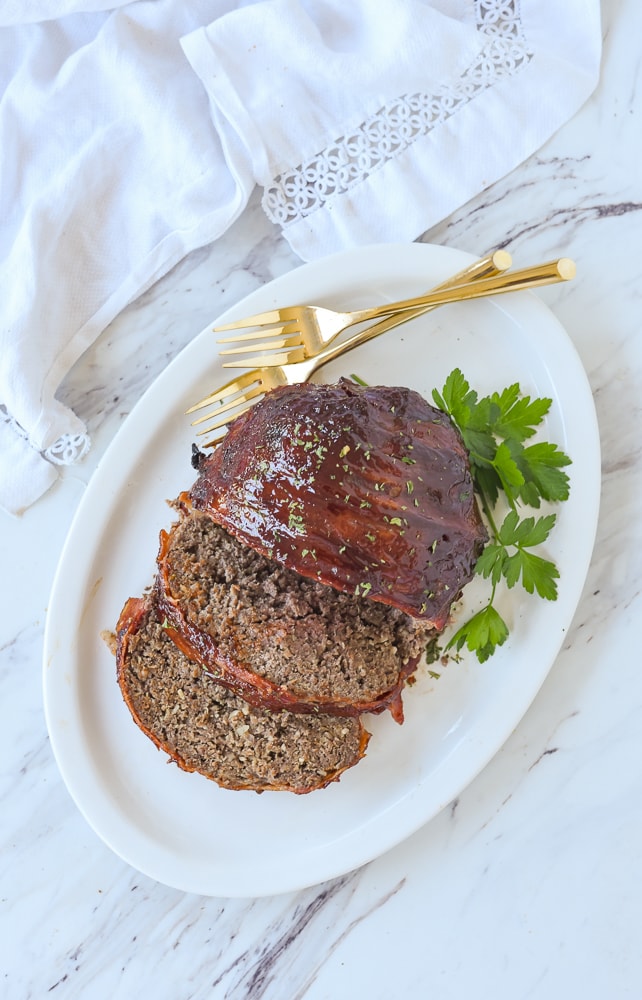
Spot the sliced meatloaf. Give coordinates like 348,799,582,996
156,510,435,722
116,595,370,794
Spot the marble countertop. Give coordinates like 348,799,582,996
3,1,642,996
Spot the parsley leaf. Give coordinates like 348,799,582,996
474,543,509,585
446,602,510,664
497,509,556,547
432,369,477,431
517,441,571,503
504,549,559,599
490,386,551,442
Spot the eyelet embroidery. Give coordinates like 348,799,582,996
262,0,531,228
1,406,90,467
44,432,91,466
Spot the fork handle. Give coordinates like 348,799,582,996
303,256,575,378
299,253,507,378
344,257,575,325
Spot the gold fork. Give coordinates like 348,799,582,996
188,251,511,443
217,256,575,368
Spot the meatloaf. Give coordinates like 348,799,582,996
116,595,370,793
114,378,488,791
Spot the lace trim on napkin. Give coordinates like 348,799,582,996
262,0,532,227
44,431,91,465
1,406,90,466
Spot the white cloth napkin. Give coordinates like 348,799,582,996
0,0,601,515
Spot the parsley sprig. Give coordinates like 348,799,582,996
432,369,571,663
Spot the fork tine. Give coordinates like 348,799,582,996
195,400,257,439
216,322,299,344
185,369,261,415
219,334,302,356
190,381,266,426
213,309,283,332
214,307,299,333
223,346,306,368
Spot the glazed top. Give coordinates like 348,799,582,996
186,379,487,628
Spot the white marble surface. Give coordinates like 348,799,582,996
3,1,642,996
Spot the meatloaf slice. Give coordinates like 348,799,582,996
156,511,435,722
116,596,370,793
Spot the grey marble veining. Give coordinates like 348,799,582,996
3,0,642,997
